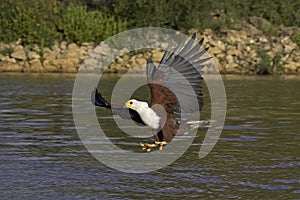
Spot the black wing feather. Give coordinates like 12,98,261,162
92,88,146,125
147,33,211,113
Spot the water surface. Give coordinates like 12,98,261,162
0,74,299,199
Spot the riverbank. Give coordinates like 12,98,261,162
0,17,299,75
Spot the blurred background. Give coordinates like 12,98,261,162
0,0,300,74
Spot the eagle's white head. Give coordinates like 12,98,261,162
125,99,149,111
125,99,160,130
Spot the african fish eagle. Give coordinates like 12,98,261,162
92,33,210,151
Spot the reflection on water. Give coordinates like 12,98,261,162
0,74,299,199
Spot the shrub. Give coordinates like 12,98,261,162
254,50,271,75
0,0,127,47
254,50,285,75
291,30,300,49
60,4,127,45
0,0,58,47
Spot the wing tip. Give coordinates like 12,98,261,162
146,59,156,78
91,88,110,108
191,32,197,40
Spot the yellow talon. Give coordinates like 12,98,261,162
140,141,167,152
155,141,167,151
140,143,157,152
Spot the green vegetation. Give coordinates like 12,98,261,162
0,0,127,47
60,4,127,44
0,1,58,47
0,0,299,47
291,31,300,49
106,0,300,31
254,50,285,75
0,46,14,57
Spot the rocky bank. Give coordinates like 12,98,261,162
0,17,299,74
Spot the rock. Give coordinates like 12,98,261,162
60,41,67,50
152,50,164,61
224,63,239,73
44,47,59,60
209,47,223,55
93,43,112,55
0,54,5,60
239,30,248,40
249,50,257,58
227,49,241,57
67,43,79,50
11,45,26,60
210,40,226,51
49,59,62,68
284,61,300,73
249,16,272,30
27,51,40,60
64,67,77,73
259,36,269,43
273,43,283,53
43,60,58,72
281,36,298,53
62,48,85,60
263,44,272,51
135,57,146,65
225,54,234,64
30,59,43,72
226,30,243,43
81,42,95,48
51,58,75,69
245,46,252,52
284,44,296,54
81,57,99,71
52,44,61,57
108,62,128,73
2,56,16,63
248,39,256,44
3,63,23,72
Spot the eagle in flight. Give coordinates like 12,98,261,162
92,33,210,152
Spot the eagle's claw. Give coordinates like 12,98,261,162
140,141,167,152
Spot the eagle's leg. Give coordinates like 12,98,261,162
153,130,167,150
140,130,167,152
155,141,167,150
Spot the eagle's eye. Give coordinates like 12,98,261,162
129,101,133,105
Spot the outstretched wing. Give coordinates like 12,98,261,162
147,33,210,114
91,88,146,125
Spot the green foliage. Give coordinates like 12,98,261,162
109,0,208,31
254,50,272,75
250,17,279,37
0,0,127,47
254,50,285,75
291,30,300,49
60,4,127,44
0,0,300,47
0,46,13,57
105,0,300,32
0,0,58,47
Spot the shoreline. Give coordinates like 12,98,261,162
1,23,300,75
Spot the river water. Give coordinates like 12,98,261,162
0,73,299,199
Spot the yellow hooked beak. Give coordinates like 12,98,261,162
125,101,133,108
